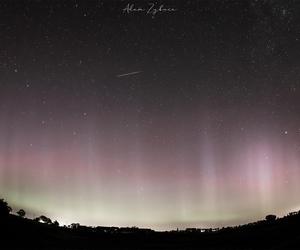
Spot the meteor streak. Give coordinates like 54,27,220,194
116,71,142,77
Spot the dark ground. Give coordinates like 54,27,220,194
1,212,300,249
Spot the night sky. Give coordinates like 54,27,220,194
1,0,300,230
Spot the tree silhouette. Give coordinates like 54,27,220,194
17,209,26,217
33,217,40,222
0,199,12,218
70,223,80,229
53,220,59,227
266,214,277,222
37,215,52,224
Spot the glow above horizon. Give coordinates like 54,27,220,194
1,114,299,230
0,1,300,231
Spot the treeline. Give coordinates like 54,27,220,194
0,198,154,234
1,198,300,249
1,198,300,235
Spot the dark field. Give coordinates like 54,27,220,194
1,211,300,249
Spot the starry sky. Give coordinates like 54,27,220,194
0,0,300,231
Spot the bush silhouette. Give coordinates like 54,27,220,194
35,215,52,224
53,220,59,227
266,214,277,222
17,209,26,217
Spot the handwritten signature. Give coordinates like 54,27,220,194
123,3,177,16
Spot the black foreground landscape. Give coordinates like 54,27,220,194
1,199,300,250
